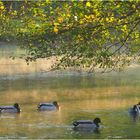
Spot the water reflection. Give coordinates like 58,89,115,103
0,73,140,138
0,113,20,119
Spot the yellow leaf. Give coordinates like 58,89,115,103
67,14,70,17
54,27,58,34
58,17,63,23
12,10,17,16
79,20,83,24
0,5,4,10
132,4,136,9
86,2,91,7
45,0,50,3
90,14,95,19
106,17,109,22
110,17,114,22
54,22,60,26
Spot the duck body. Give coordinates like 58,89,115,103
73,118,101,131
0,103,21,113
37,101,59,111
129,105,140,115
73,120,97,129
128,104,140,122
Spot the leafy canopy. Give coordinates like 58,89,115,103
0,1,140,72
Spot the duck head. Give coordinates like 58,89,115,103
93,118,101,127
14,103,21,113
53,101,59,109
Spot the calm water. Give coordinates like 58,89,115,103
0,68,140,139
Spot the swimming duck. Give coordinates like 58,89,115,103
129,104,140,122
0,103,21,113
73,118,101,131
129,104,140,115
37,101,59,111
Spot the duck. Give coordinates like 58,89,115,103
0,103,21,113
37,101,59,111
129,104,140,122
73,117,101,131
129,104,140,115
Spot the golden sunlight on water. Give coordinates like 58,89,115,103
1,43,140,138
0,75,140,139
0,86,139,110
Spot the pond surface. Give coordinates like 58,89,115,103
0,68,140,139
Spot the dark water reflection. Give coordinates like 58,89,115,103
0,70,140,139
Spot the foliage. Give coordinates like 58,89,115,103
0,1,140,72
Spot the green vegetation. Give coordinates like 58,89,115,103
0,1,140,72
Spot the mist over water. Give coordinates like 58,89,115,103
0,43,140,138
